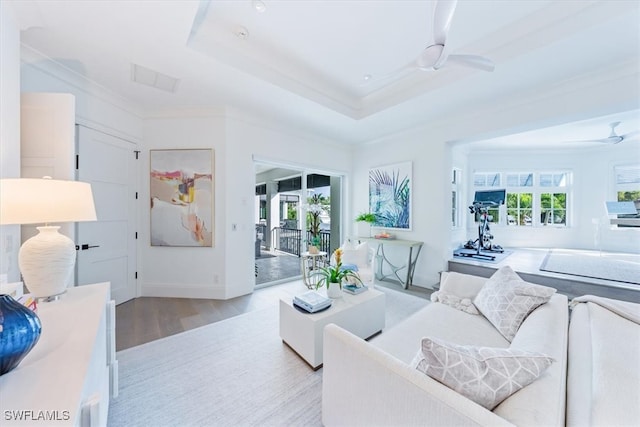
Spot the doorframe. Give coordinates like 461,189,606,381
253,156,350,288
75,123,140,303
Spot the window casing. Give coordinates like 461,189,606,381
452,168,461,228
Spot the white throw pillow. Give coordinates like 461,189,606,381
341,241,369,267
411,337,554,410
474,266,556,342
431,290,480,315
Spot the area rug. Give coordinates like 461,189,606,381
453,248,512,264
540,250,640,285
107,286,427,427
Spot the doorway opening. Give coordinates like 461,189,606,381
254,161,343,288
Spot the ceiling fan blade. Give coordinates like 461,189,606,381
566,136,622,144
360,63,417,87
446,54,495,72
621,130,640,141
433,0,458,45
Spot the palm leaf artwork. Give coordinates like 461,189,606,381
369,164,411,229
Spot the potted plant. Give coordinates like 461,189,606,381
355,212,376,237
313,248,362,298
307,235,321,254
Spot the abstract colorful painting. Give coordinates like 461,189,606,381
369,162,412,230
150,149,214,247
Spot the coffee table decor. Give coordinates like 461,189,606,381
293,291,332,313
312,248,362,299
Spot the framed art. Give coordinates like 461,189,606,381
369,161,412,230
150,149,214,247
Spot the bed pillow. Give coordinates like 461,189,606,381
411,337,554,410
474,266,556,341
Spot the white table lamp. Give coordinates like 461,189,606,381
0,178,97,300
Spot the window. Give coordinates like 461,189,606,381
507,192,533,226
473,172,501,187
474,170,571,227
539,172,568,226
615,164,640,203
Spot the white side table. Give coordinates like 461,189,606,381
279,287,386,369
301,251,328,289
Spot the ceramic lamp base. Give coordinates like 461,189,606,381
19,226,75,299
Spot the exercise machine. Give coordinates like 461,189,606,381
457,189,505,261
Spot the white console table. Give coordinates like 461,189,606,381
0,283,117,427
358,238,424,289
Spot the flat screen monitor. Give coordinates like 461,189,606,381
474,189,506,206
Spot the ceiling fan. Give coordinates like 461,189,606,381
363,0,494,85
571,122,639,145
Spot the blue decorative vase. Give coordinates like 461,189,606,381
0,294,42,376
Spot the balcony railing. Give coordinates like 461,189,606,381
271,227,331,256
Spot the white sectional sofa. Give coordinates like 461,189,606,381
567,295,640,426
322,269,568,426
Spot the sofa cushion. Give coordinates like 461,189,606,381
341,241,369,267
474,266,556,341
411,336,554,410
371,301,510,364
439,271,487,300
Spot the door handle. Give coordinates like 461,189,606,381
76,244,100,250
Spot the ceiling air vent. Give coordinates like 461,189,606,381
131,64,179,93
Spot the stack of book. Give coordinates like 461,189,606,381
343,284,368,295
293,291,332,313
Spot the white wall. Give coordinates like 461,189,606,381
21,47,143,143
0,3,21,282
139,110,353,299
140,113,227,298
353,129,452,289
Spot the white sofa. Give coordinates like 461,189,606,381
567,295,640,426
322,270,569,426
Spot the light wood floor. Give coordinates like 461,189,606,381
115,279,431,351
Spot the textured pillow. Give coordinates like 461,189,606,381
341,241,369,267
411,337,554,410
431,290,480,315
474,266,556,342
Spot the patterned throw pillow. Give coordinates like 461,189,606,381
474,266,556,341
411,337,554,410
431,290,480,315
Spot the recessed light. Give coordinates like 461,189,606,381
235,25,249,40
252,0,266,13
363,74,372,82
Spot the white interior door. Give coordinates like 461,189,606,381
75,125,137,304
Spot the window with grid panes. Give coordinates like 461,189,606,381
474,170,571,227
540,172,568,226
615,164,640,204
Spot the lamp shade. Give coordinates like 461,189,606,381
0,178,97,225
